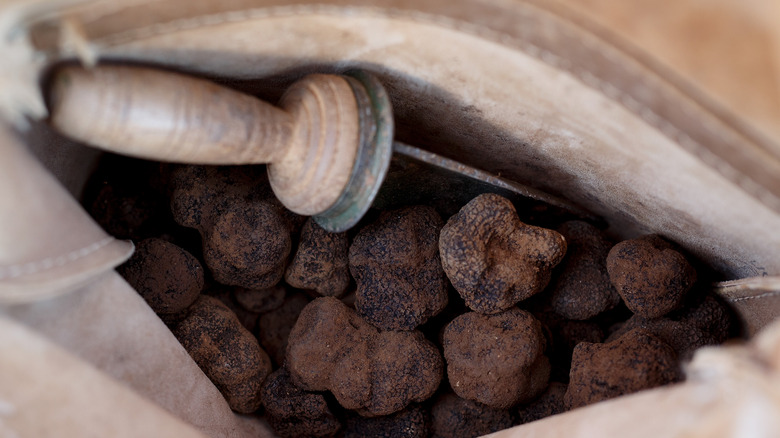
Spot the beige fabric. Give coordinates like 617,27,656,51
717,277,780,337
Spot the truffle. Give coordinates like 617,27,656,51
439,194,566,314
90,183,166,240
285,218,350,297
607,315,716,361
548,221,619,320
442,307,550,408
607,235,697,318
257,291,311,366
674,293,736,343
118,238,203,315
234,284,286,314
431,393,514,438
349,206,448,331
173,295,272,413
564,328,679,409
286,297,443,416
343,404,429,438
548,320,605,383
516,382,567,424
261,367,341,438
205,285,261,332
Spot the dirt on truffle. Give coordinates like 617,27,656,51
173,295,272,413
431,393,514,438
565,328,680,409
257,291,311,367
439,194,566,314
343,404,430,438
442,307,550,408
516,382,567,424
548,221,619,320
260,367,341,438
349,206,448,331
285,218,350,297
118,238,203,315
607,235,697,318
286,297,443,416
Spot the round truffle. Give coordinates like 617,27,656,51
261,367,341,438
257,291,310,366
607,235,697,318
431,393,514,438
564,328,679,409
286,297,443,416
439,194,566,314
343,404,429,438
349,205,448,331
173,295,272,413
285,218,350,297
118,238,203,315
442,307,550,408
548,221,619,320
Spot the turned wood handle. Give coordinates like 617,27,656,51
49,65,293,164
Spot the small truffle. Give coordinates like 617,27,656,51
285,218,350,297
261,367,341,438
516,382,567,424
286,297,443,416
565,328,679,409
173,296,272,413
257,292,311,366
234,284,286,313
118,238,203,315
607,235,697,318
439,194,566,314
607,315,717,361
343,404,429,438
675,293,736,343
349,206,448,331
548,221,619,320
431,393,514,438
442,308,550,408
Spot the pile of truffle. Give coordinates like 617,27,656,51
87,157,738,438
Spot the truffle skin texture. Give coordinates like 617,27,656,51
286,218,350,297
234,284,286,313
286,297,443,416
431,393,514,438
564,328,679,409
442,308,550,408
257,292,310,366
260,367,341,438
607,235,697,318
343,404,429,438
118,238,203,315
675,294,736,343
548,221,619,320
607,315,717,361
173,295,272,413
439,194,567,314
516,382,567,424
349,206,448,331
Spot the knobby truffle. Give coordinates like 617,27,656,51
173,295,272,413
439,194,566,314
548,221,619,320
286,297,443,416
431,393,514,438
565,328,679,409
118,238,203,315
349,206,448,331
442,307,550,408
286,218,350,297
607,235,697,318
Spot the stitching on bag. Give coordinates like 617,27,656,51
728,290,780,303
0,237,115,280
86,4,780,211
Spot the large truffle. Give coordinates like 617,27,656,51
118,238,203,315
564,328,679,409
285,218,350,297
548,221,619,320
439,194,566,314
173,295,272,413
607,235,697,318
286,297,443,416
442,307,549,408
257,291,311,366
349,206,448,331
261,367,341,438
343,404,429,438
431,393,514,438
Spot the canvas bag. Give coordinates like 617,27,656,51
1,0,780,436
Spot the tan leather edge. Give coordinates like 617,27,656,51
18,0,780,216
715,276,780,336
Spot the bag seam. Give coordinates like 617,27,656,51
0,236,116,280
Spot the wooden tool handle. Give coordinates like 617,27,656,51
48,65,293,164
